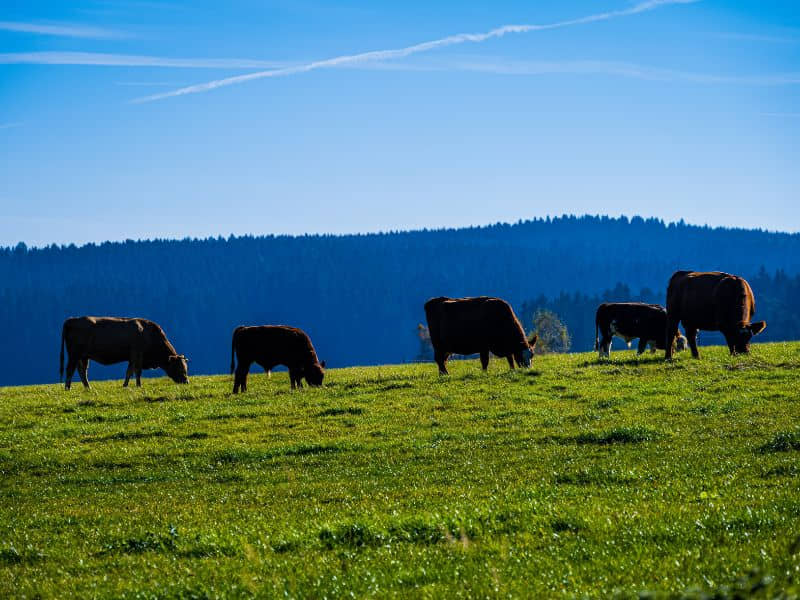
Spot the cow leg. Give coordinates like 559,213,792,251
232,369,240,394
505,355,515,370
64,358,78,390
434,349,449,375
637,338,648,355
685,326,700,359
723,332,736,355
131,353,143,387
665,318,680,360
78,359,90,389
233,362,249,393
123,362,133,387
289,369,303,389
598,335,611,359
480,351,490,371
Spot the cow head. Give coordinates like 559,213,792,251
305,361,325,386
732,321,767,354
165,354,189,383
516,334,538,368
675,334,688,352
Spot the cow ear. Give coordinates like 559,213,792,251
320,360,326,369
529,334,538,347
749,321,766,335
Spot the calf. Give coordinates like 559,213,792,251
595,302,686,358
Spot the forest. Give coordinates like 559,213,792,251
1,215,799,385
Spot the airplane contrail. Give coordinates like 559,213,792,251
133,0,699,103
0,20,123,39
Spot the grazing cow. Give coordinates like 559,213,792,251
60,317,189,390
424,296,537,375
665,270,767,359
595,302,687,358
230,325,325,393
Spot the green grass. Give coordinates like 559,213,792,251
1,343,800,598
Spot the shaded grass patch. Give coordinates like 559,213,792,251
759,429,800,453
573,426,664,445
315,407,364,418
83,429,167,443
212,442,352,465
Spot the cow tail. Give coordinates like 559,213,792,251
59,323,66,381
230,329,237,375
594,318,599,351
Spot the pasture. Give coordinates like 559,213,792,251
1,343,799,598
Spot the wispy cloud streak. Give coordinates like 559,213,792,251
0,21,122,39
133,0,699,103
0,51,290,69
0,122,24,130
437,59,800,85
710,31,798,44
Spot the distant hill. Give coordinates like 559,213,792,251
2,215,799,385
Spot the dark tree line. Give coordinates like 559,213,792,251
1,215,799,385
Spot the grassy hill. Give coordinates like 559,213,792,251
1,343,799,598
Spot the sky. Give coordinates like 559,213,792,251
1,0,798,247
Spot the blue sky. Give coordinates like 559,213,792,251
1,0,798,246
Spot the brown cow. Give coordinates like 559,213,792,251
60,317,189,389
595,302,687,358
424,296,537,375
665,271,766,359
231,325,325,393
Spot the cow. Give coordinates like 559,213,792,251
59,316,189,390
665,270,767,359
424,296,537,375
230,325,325,393
595,302,687,358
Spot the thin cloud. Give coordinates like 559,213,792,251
0,52,291,69
0,122,24,130
0,20,123,39
114,81,186,87
710,31,798,44
132,0,700,103
433,59,800,85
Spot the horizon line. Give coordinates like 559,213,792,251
4,213,798,251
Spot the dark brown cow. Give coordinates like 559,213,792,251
231,325,325,393
595,302,687,358
665,271,767,359
424,296,537,375
60,316,189,389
